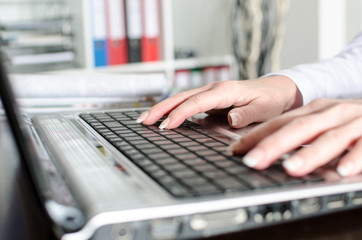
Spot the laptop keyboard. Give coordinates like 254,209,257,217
80,110,323,198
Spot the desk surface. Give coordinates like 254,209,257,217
2,117,362,240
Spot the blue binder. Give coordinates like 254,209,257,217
93,40,108,67
91,0,108,67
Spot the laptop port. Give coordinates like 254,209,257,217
351,191,362,206
190,208,248,231
280,202,292,220
110,223,134,240
253,213,264,224
298,197,321,215
326,194,346,209
149,218,181,240
252,203,292,224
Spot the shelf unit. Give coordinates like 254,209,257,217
70,0,237,87
0,0,237,88
0,0,76,73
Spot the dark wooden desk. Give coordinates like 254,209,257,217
1,117,362,240
0,118,55,240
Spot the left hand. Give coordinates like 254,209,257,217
229,98,362,177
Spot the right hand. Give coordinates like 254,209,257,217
137,76,303,129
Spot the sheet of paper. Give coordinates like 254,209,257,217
9,73,168,98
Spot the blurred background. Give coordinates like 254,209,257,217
0,0,361,93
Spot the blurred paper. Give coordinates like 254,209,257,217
9,72,168,98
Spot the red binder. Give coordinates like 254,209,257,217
105,0,128,65
141,0,161,62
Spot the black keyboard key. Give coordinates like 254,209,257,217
183,158,208,166
147,152,171,160
214,177,250,191
198,150,218,157
143,164,162,173
142,148,164,155
132,158,154,167
167,184,191,197
237,172,277,189
153,157,179,165
157,176,178,185
173,169,198,179
206,155,228,162
176,153,197,160
187,145,208,151
203,170,228,179
192,184,222,195
167,148,188,155
181,177,210,187
163,163,188,172
193,164,218,172
224,165,249,175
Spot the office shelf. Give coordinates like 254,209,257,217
1,0,236,87
0,0,75,73
70,0,236,86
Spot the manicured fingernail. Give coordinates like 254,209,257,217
283,156,304,172
225,136,242,155
226,142,237,156
230,113,241,127
136,111,149,123
159,117,170,129
242,149,263,168
337,162,353,177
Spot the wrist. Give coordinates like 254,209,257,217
280,75,303,111
263,75,303,112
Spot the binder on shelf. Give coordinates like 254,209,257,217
190,68,203,88
125,0,142,63
141,0,161,62
174,69,191,91
90,0,108,67
202,67,218,84
218,65,231,81
105,0,128,65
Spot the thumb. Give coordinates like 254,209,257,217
228,103,264,128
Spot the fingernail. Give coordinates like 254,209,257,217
159,117,170,129
242,149,263,168
337,162,353,177
230,113,241,127
226,142,238,156
136,111,149,123
283,156,304,172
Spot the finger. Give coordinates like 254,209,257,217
227,99,283,128
140,83,214,125
231,104,317,155
160,82,242,129
239,104,357,170
227,103,259,129
337,138,362,177
282,118,362,176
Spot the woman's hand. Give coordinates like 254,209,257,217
137,76,302,129
230,98,362,177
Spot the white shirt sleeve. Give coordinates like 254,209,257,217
270,33,362,105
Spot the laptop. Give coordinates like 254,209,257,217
2,52,362,240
